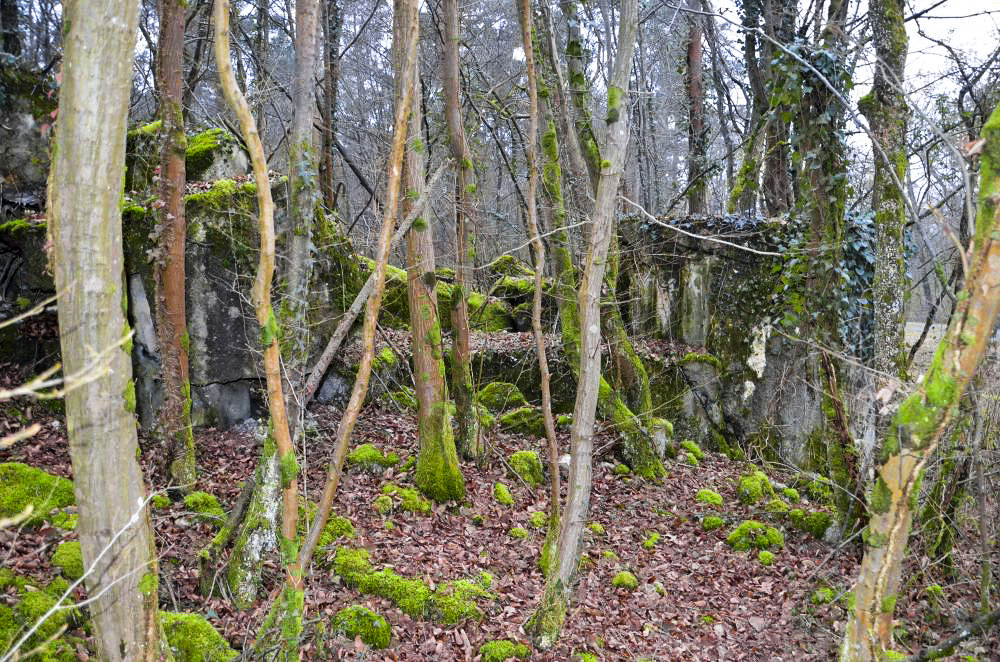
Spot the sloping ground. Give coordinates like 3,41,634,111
1,361,998,660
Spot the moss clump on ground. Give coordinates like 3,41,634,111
385,387,418,411
381,484,431,515
613,463,631,477
642,532,660,549
726,520,784,551
153,494,172,509
788,508,832,538
479,639,531,662
332,605,391,649
331,548,493,624
765,498,790,515
509,526,530,540
374,495,392,514
781,487,800,502
811,587,835,605
508,450,544,487
588,521,606,535
161,611,238,661
51,540,84,580
499,406,546,437
493,483,514,506
680,440,704,462
803,477,834,504
612,571,638,591
757,551,775,566
737,470,775,505
0,462,75,526
49,511,78,531
529,511,547,528
702,516,724,531
183,491,225,526
695,489,723,508
347,443,401,472
487,255,535,279
477,382,527,412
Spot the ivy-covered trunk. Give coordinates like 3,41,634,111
47,0,169,657
402,9,465,504
841,102,1000,662
155,0,196,493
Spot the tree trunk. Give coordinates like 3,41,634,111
214,0,301,653
685,0,707,214
526,0,637,646
156,0,197,493
840,102,1000,662
47,0,168,658
441,0,481,460
0,0,19,56
320,0,343,213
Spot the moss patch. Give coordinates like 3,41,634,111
509,526,530,540
51,541,84,580
726,520,784,551
788,508,832,539
185,128,237,181
612,571,638,591
161,611,238,661
477,382,527,412
479,639,531,662
493,483,514,507
702,515,724,531
757,550,775,566
499,406,546,437
508,450,544,487
737,471,775,505
680,440,704,461
347,443,401,472
184,491,225,527
381,484,431,515
695,489,723,508
529,511,547,528
0,462,76,526
332,605,391,649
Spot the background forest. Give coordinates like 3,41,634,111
0,0,999,659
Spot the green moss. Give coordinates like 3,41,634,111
479,639,531,662
726,520,783,551
493,483,514,506
613,463,631,477
781,487,800,502
381,483,432,515
695,489,723,508
374,494,393,515
765,498,790,515
51,541,84,580
161,611,238,661
680,440,705,461
0,462,75,526
678,352,723,371
757,550,775,566
556,414,573,427
152,494,172,510
811,587,835,605
579,654,599,662
477,382,527,412
702,515,724,531
414,401,466,503
385,387,418,410
347,443,401,472
332,605,391,649
642,532,660,549
529,511,547,528
683,452,700,466
487,255,534,278
509,526,530,540
737,471,775,505
183,491,225,526
50,511,78,531
612,571,638,591
788,510,833,539
499,406,546,437
185,128,236,181
508,450,544,487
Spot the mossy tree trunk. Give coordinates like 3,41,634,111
401,6,465,504
155,0,197,493
840,102,1000,662
526,0,637,647
441,0,481,460
214,2,301,656
47,0,170,657
685,0,707,215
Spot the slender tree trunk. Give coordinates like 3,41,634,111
526,0,637,646
685,0,707,214
156,0,197,493
0,0,19,56
760,0,795,216
214,0,301,653
840,102,1000,662
320,0,343,212
47,0,168,658
441,0,481,459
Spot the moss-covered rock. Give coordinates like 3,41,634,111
612,571,638,591
488,255,535,279
161,611,238,661
726,520,784,551
384,387,418,411
184,128,246,182
508,450,544,487
499,406,546,437
477,382,527,412
51,541,84,580
680,440,704,462
374,494,393,515
381,484,431,515
346,443,401,472
781,487,800,502
702,515,724,531
613,463,631,477
479,639,531,662
695,488,723,508
788,508,832,539
737,470,775,505
764,498,790,515
493,483,514,506
0,462,75,526
183,491,225,526
332,605,391,649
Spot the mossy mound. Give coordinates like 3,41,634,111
491,275,536,305
498,406,545,437
765,498,790,515
332,605,391,649
811,587,835,605
781,487,800,502
477,382,527,412
508,450,544,487
487,255,535,279
528,511,547,528
161,611,238,661
702,515,724,531
509,526,530,540
6,588,79,659
613,463,631,477
384,387,418,411
0,462,75,526
788,508,832,539
493,483,514,506
381,484,431,515
588,521,606,535
757,551,775,566
479,639,531,662
695,489,724,508
642,532,660,549
737,470,775,505
298,500,355,548
680,440,704,462
612,571,638,591
347,443,401,472
331,548,493,624
183,491,225,526
185,128,238,181
726,520,783,551
51,541,84,580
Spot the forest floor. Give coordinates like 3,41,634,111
2,342,998,661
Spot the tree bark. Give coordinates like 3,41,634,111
156,0,197,493
685,0,707,214
526,0,637,646
840,102,1000,661
47,0,168,657
0,0,19,56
